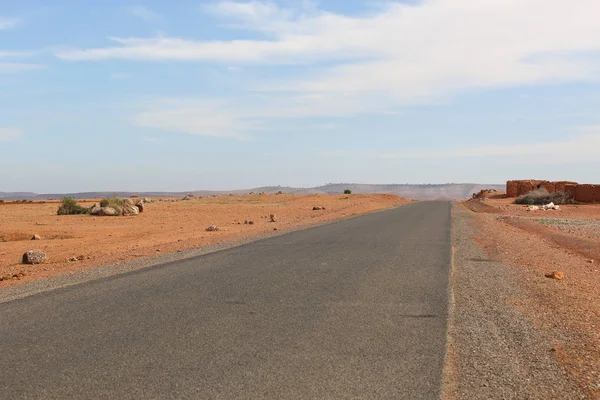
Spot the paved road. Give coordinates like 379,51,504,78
0,201,452,399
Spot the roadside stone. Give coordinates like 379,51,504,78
313,206,326,210
90,204,102,215
270,214,278,222
100,207,120,217
31,234,41,240
545,271,564,280
122,203,140,216
22,249,47,265
135,199,144,212
206,225,221,232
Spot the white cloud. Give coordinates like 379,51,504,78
58,1,600,139
0,18,19,30
129,5,163,23
327,131,600,163
132,99,254,139
0,128,23,142
56,1,600,106
0,62,43,73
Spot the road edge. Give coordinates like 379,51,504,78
0,202,414,304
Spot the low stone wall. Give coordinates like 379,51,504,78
505,180,599,203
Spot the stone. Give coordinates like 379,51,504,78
122,203,140,216
313,206,326,211
545,271,564,280
22,249,47,265
270,214,277,222
135,199,145,213
90,204,102,215
100,207,120,217
206,225,221,232
31,234,42,240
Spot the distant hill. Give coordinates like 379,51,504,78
0,184,504,201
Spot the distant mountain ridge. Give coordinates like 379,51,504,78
0,183,504,201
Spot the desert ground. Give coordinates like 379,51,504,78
0,193,408,288
461,196,600,397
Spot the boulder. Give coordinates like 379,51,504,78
135,199,144,212
90,204,102,215
31,234,42,240
206,225,220,232
123,198,134,206
100,207,120,217
143,197,152,203
22,249,47,265
122,203,139,216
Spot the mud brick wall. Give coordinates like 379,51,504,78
506,180,582,197
574,184,600,203
539,181,556,193
564,184,577,198
506,181,519,197
555,181,578,192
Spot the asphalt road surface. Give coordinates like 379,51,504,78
0,201,452,399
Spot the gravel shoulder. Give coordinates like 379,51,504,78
445,203,584,399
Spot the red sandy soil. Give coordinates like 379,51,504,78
0,194,409,288
463,197,600,398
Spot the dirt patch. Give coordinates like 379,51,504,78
462,201,600,397
0,194,409,288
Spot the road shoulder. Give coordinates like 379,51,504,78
444,203,583,399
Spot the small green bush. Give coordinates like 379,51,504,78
99,195,125,213
344,189,352,195
515,189,574,205
57,197,89,215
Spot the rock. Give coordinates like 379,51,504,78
270,213,278,222
206,225,221,232
31,234,42,240
274,227,278,231
143,198,152,203
22,249,47,265
183,195,194,201
244,220,255,225
100,207,120,217
123,198,134,206
545,271,564,280
122,203,140,216
134,199,144,213
90,204,102,215
586,259,595,264
313,206,326,211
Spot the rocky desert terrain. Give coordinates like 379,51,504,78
0,193,408,288
460,196,600,397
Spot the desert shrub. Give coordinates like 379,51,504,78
57,197,89,215
0,200,4,204
99,195,125,212
344,189,352,195
515,189,574,205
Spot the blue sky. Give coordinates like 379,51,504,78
1,0,600,192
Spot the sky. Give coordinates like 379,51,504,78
1,0,600,192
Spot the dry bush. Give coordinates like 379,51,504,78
57,197,89,215
515,189,574,205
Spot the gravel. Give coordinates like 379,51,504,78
444,204,584,399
